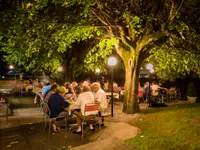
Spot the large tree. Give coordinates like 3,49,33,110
1,0,200,113
46,0,200,113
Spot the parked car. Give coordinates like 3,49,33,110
6,70,23,76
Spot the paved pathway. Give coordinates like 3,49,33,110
0,102,141,150
74,137,137,150
0,108,89,150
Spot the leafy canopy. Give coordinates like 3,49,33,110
1,0,200,81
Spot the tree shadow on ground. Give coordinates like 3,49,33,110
0,123,90,150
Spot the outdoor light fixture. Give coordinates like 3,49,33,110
107,56,117,117
146,63,154,101
9,65,14,70
9,65,16,81
108,57,117,66
57,66,63,72
95,68,100,73
95,68,101,81
146,63,153,70
150,68,154,73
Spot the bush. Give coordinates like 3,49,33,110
187,82,197,97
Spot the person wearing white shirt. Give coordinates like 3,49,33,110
91,82,107,127
73,86,95,134
151,81,166,96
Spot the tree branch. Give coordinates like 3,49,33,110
92,9,108,26
169,0,184,21
118,26,134,49
168,0,175,21
114,43,130,58
123,12,136,42
138,31,168,51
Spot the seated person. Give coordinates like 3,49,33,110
48,86,71,132
91,82,107,127
25,80,33,92
72,85,95,134
72,81,82,96
35,80,44,88
41,81,51,99
0,96,13,115
64,83,75,99
138,83,144,103
143,82,150,101
44,84,58,103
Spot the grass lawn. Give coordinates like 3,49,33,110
127,103,200,150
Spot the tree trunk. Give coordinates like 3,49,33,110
63,63,72,82
122,54,141,114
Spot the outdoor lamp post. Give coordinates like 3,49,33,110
95,68,100,81
150,68,154,73
57,66,64,84
146,63,153,70
107,57,117,117
146,63,154,100
57,66,63,72
9,65,14,70
9,65,16,81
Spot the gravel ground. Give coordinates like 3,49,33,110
109,100,188,123
106,102,147,123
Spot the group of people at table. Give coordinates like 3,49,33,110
37,81,108,135
138,81,178,105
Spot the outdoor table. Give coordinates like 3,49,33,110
69,102,80,110
68,102,80,116
106,92,119,99
0,88,12,96
0,102,9,124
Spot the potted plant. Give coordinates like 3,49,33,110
187,82,197,103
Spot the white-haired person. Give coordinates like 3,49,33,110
72,85,95,134
91,82,107,127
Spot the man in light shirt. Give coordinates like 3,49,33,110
44,84,58,103
72,86,95,134
91,82,107,127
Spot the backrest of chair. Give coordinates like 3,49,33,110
84,103,99,116
43,103,50,117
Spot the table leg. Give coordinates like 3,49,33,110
6,104,8,124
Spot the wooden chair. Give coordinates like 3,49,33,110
82,103,101,138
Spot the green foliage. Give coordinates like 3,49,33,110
0,2,64,74
0,0,103,76
1,0,200,82
54,25,103,51
148,21,200,81
69,38,119,78
83,38,118,71
187,82,197,97
148,46,200,81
